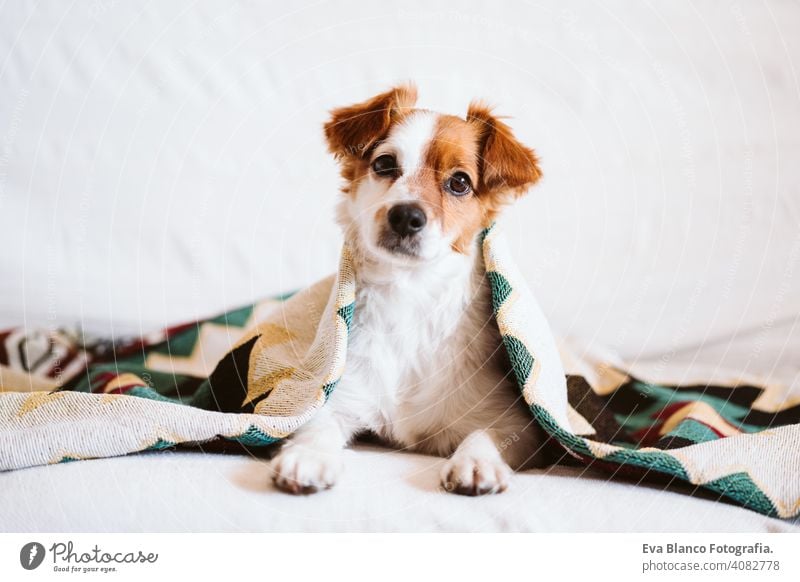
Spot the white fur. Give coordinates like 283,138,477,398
380,110,437,177
271,112,547,496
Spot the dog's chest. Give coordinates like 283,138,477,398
344,269,506,451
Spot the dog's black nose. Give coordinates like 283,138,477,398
387,204,427,237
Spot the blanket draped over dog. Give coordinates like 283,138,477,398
1,226,798,518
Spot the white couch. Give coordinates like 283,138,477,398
1,0,798,531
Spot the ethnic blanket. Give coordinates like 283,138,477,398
0,226,798,519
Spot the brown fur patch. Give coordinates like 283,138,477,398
412,111,541,254
466,101,542,196
323,84,417,195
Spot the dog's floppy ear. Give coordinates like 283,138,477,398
467,101,541,196
324,84,418,160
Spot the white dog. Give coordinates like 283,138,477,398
270,84,551,496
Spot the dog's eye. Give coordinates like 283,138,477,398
371,154,399,178
444,172,472,196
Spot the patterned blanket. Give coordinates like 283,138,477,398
1,226,798,518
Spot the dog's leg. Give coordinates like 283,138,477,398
441,429,513,496
270,408,351,494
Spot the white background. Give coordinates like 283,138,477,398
1,0,799,389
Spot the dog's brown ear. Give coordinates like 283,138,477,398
324,84,418,159
467,101,541,196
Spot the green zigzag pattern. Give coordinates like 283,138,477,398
145,438,176,451
228,425,280,447
486,271,512,315
337,302,355,332
323,380,339,400
502,335,535,388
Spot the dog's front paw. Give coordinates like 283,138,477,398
441,455,511,496
269,445,342,495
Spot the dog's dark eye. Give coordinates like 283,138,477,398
444,172,472,196
372,154,399,178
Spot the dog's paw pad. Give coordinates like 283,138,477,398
269,446,342,495
441,455,511,496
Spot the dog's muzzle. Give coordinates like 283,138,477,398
378,203,427,257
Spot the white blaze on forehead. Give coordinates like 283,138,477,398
383,111,438,176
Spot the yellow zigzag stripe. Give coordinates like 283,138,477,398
17,391,68,418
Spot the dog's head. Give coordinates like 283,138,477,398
324,83,541,264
